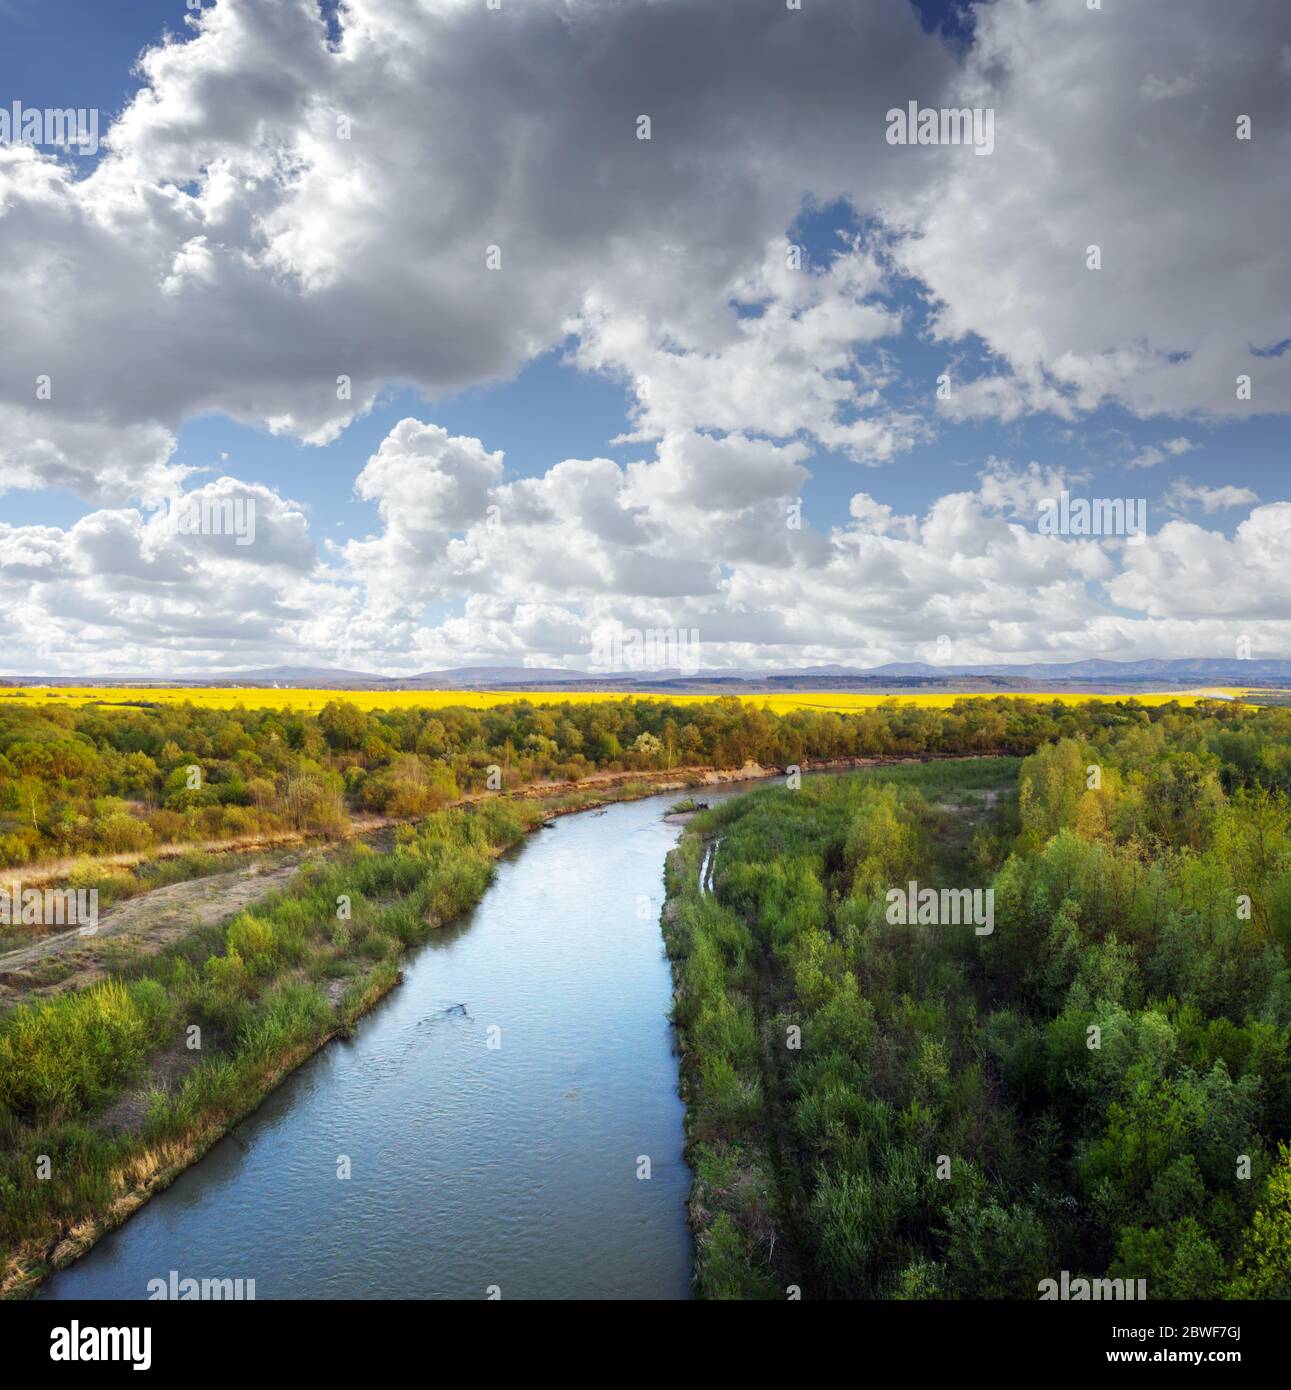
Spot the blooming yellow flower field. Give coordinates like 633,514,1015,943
0,686,1253,714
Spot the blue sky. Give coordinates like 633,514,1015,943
0,0,1287,675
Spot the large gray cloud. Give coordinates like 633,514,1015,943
0,0,955,502
889,0,1291,423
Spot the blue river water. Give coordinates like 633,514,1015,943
43,785,752,1300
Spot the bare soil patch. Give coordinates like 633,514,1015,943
0,858,303,1007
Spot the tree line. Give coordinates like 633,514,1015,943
0,693,1275,868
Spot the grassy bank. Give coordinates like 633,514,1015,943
0,797,544,1297
663,757,1020,1298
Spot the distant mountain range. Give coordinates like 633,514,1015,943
5,657,1290,693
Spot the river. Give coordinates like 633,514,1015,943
41,784,752,1301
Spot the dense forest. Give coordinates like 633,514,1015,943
1,694,1275,868
665,703,1291,1299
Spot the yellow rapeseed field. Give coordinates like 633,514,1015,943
0,686,1254,714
